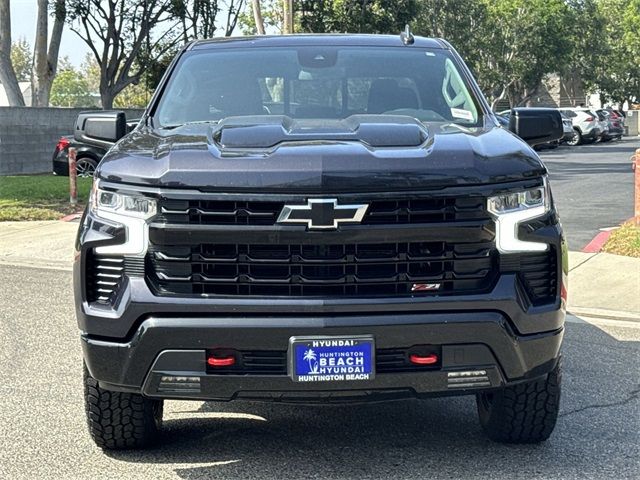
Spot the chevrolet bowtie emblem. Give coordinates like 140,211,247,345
277,199,369,230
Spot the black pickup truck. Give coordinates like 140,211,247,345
74,33,566,450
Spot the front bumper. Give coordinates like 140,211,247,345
82,313,563,401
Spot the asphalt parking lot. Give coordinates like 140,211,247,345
540,137,637,250
0,263,638,480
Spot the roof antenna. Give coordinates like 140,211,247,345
400,24,414,45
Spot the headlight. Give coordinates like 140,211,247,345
487,180,550,253
91,183,157,220
90,181,156,255
487,186,547,215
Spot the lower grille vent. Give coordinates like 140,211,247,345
519,249,557,305
500,249,558,305
86,252,125,305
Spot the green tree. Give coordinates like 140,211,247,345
50,64,96,107
66,0,179,109
80,52,100,94
10,38,32,82
559,0,608,106
474,0,573,107
240,0,287,34
412,1,490,78
593,0,640,106
297,0,418,34
114,82,153,108
242,0,418,35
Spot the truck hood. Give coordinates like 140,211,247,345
97,116,546,192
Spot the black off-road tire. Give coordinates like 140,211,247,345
476,361,561,443
84,366,163,450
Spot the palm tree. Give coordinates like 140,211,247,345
303,349,318,373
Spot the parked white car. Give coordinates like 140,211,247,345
559,111,575,143
559,108,603,145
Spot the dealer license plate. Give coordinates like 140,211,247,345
288,335,375,382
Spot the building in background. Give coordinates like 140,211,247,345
0,82,32,107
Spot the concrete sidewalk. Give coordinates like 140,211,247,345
0,221,78,271
567,251,639,320
0,221,638,318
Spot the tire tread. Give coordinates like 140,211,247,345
477,361,561,443
84,367,162,450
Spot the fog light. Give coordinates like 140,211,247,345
447,370,490,389
157,375,201,393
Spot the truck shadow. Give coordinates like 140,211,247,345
105,320,640,479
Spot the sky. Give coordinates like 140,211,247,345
10,0,90,66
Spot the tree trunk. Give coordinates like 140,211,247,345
283,0,293,34
252,0,265,34
32,0,65,107
490,84,509,111
0,0,26,106
101,91,114,110
32,0,49,106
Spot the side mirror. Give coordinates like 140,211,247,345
74,111,127,149
509,108,563,146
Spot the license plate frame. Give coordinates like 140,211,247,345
288,335,375,383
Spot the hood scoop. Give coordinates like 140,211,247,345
212,115,428,149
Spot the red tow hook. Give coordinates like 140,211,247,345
207,355,236,367
409,353,439,365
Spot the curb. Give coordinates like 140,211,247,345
582,217,637,253
582,230,612,253
568,306,640,323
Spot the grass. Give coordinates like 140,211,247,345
602,221,640,258
0,175,93,221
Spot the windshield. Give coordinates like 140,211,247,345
154,46,482,128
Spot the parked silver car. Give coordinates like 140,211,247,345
559,111,575,143
560,108,602,145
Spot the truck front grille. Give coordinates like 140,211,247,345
146,241,497,297
157,196,487,226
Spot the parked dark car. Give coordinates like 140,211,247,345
52,119,139,177
597,109,624,140
498,109,562,149
75,33,565,450
52,136,106,177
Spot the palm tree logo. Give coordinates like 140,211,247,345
303,348,319,374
